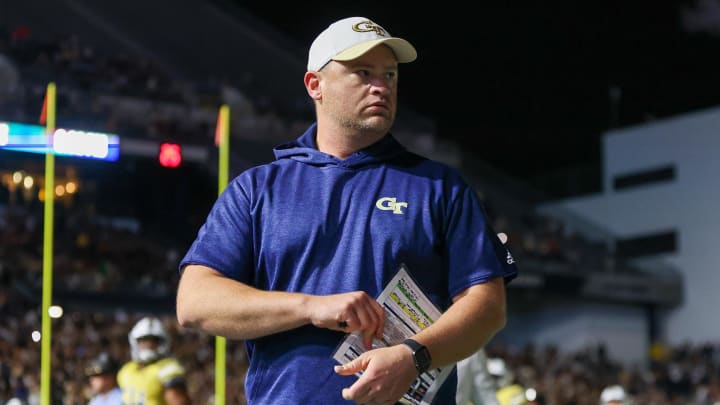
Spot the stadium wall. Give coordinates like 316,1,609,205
538,105,720,345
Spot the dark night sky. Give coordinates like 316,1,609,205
237,0,720,196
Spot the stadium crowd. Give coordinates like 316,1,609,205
2,302,720,405
0,23,310,146
2,24,719,405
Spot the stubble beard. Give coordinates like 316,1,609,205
321,92,395,139
336,112,393,139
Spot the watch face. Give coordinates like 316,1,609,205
415,346,431,373
403,339,432,374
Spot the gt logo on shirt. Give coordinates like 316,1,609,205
375,197,408,214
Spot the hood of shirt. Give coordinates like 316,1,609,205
273,123,408,169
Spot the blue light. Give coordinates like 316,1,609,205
0,121,120,161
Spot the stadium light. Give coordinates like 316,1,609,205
48,305,63,318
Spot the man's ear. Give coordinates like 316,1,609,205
304,71,322,100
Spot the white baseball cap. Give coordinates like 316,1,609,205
307,16,417,71
600,385,628,404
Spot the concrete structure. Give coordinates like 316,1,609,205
539,106,720,346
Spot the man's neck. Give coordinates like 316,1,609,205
315,121,386,160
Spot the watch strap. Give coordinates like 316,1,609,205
402,338,431,374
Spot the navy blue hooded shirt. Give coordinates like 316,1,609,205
180,123,518,404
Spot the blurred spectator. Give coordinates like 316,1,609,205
488,357,527,405
457,348,499,405
599,384,631,405
85,352,122,405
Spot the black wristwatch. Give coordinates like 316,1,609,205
402,338,431,375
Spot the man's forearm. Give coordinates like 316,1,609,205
176,265,312,339
409,277,507,369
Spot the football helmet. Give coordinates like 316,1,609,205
128,316,170,363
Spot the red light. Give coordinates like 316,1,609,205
158,143,182,168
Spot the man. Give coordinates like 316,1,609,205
117,317,191,405
177,16,518,404
599,385,632,405
86,352,122,405
486,356,528,405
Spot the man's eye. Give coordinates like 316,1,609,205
385,72,397,80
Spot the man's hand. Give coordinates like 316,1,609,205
308,291,385,349
334,344,417,404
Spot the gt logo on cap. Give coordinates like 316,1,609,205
353,21,387,37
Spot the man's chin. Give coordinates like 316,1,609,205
364,115,393,132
